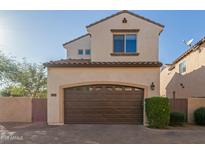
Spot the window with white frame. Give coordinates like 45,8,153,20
113,34,137,53
179,61,186,74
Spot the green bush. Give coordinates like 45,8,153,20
145,97,170,128
194,107,205,125
169,112,185,126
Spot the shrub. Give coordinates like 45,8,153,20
145,97,170,128
194,107,205,125
169,112,185,126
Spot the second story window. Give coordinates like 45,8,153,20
179,61,186,74
126,34,137,53
113,34,137,54
78,49,83,55
114,35,124,53
85,49,91,55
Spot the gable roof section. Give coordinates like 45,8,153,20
86,10,164,29
168,36,205,71
172,36,205,65
63,33,90,47
63,11,164,47
44,59,162,67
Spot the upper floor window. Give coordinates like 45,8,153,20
179,61,186,74
113,34,137,54
85,49,91,55
78,49,83,55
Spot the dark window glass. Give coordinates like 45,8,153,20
85,49,91,55
114,35,124,53
126,34,136,53
78,49,83,55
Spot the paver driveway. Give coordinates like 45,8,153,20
1,123,205,144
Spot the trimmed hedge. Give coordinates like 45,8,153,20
194,107,205,125
169,112,185,126
145,97,170,128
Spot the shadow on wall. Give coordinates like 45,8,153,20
166,65,205,98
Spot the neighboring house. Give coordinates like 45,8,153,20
44,10,164,125
161,37,205,98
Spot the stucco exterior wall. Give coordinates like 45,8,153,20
160,65,175,97
0,97,32,122
87,12,163,62
160,43,205,98
64,35,91,59
187,98,205,123
47,67,160,125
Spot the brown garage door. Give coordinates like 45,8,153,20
64,85,144,124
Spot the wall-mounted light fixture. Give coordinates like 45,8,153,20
51,93,57,97
150,82,155,91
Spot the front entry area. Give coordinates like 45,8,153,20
64,84,144,124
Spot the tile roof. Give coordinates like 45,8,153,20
44,59,162,67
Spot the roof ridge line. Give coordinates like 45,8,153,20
86,10,164,29
171,36,205,65
63,33,90,46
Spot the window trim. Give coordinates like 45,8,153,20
112,32,138,55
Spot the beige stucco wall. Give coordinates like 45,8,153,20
0,97,32,122
47,67,160,125
160,42,205,98
87,12,163,62
187,98,205,123
64,34,91,59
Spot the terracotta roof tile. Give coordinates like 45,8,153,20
44,59,162,67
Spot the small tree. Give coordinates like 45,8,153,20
12,61,47,98
0,51,47,98
0,51,19,87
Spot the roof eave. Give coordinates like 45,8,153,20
44,62,162,68
63,33,91,47
171,36,205,65
86,10,164,29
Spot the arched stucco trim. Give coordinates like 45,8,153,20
61,81,147,90
58,81,148,124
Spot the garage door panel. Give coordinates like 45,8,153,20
64,85,144,124
64,92,143,97
65,97,143,100
65,118,141,121
65,109,142,115
65,118,143,124
65,105,142,109
65,98,143,105
65,101,143,106
64,95,143,101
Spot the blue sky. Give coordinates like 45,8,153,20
0,10,204,64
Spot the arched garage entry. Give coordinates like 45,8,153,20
63,84,144,124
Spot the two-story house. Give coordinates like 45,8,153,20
44,10,164,125
160,37,205,98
